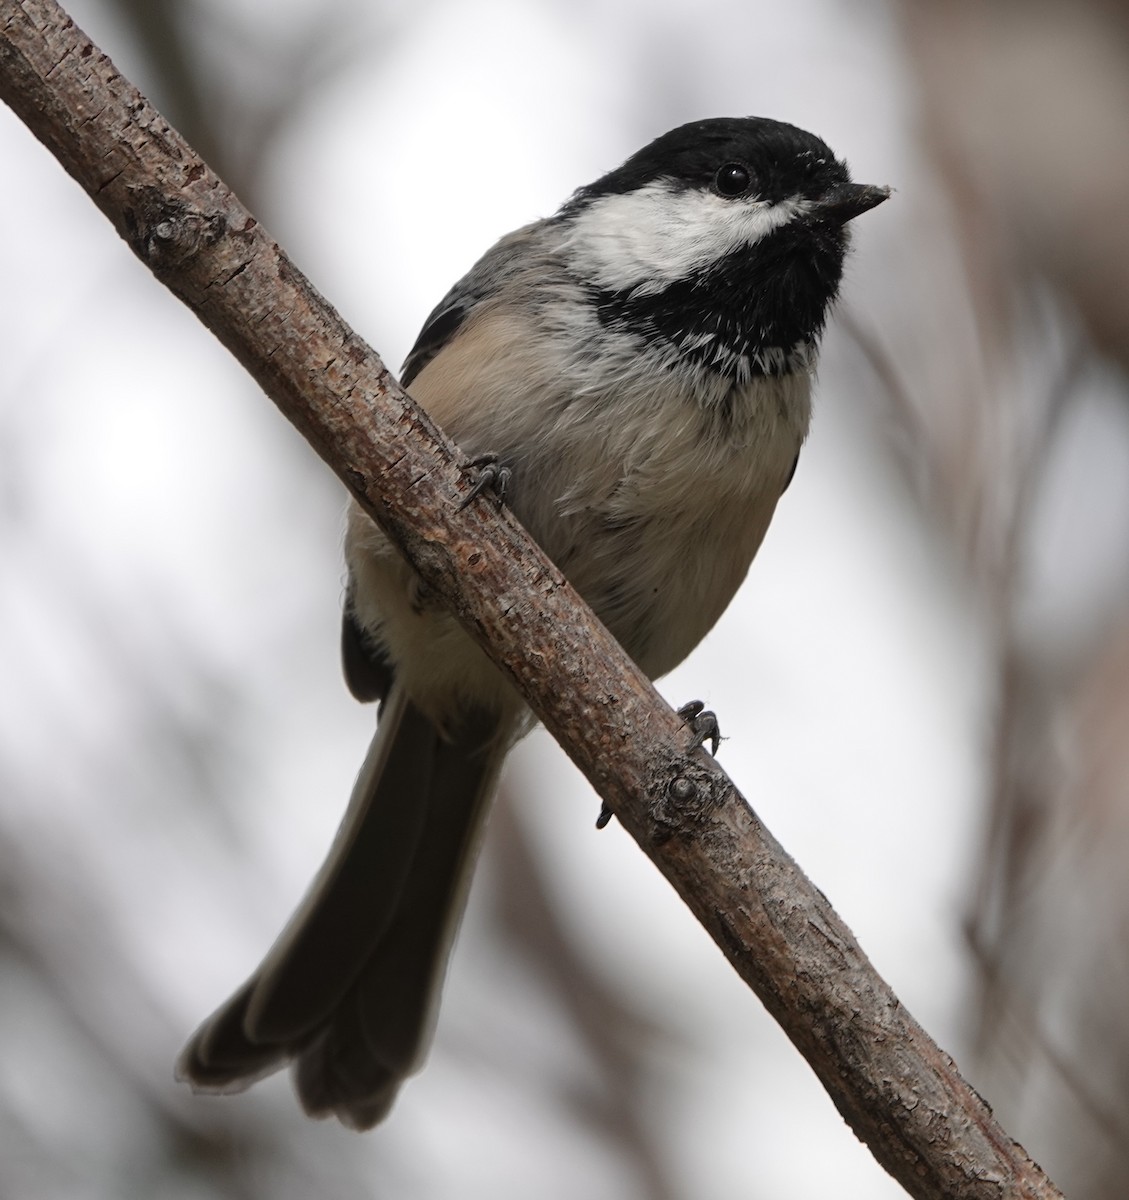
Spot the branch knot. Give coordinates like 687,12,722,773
122,185,226,267
648,756,724,841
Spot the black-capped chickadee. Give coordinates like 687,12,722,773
179,117,888,1128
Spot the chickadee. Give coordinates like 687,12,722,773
179,116,888,1128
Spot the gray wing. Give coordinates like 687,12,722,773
344,223,546,698
341,588,394,703
403,218,551,381
401,288,479,387
341,283,483,700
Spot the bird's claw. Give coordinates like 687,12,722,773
458,453,512,510
678,700,721,756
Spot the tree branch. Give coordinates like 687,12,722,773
0,2,1063,1196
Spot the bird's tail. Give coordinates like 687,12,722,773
178,682,508,1128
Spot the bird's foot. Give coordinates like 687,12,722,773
458,453,512,510
678,700,721,756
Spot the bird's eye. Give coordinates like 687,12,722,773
715,162,752,197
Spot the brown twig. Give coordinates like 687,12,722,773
0,2,1064,1195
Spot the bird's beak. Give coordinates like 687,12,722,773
811,182,891,225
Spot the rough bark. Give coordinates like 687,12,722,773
0,2,1064,1196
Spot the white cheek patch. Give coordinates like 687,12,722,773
564,179,806,296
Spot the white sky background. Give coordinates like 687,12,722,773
0,0,1010,1196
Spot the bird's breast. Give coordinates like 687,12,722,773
409,303,813,681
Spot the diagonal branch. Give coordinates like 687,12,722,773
0,2,1063,1196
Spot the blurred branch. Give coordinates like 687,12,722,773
104,0,221,176
848,250,1122,1157
493,795,680,1200
882,6,1129,1196
903,2,1129,377
0,2,1065,1196
106,0,386,203
963,922,1129,1151
0,814,315,1200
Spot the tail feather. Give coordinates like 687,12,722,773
246,687,438,1043
179,683,508,1127
180,980,278,1088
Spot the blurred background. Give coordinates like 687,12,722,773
2,0,1128,1195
